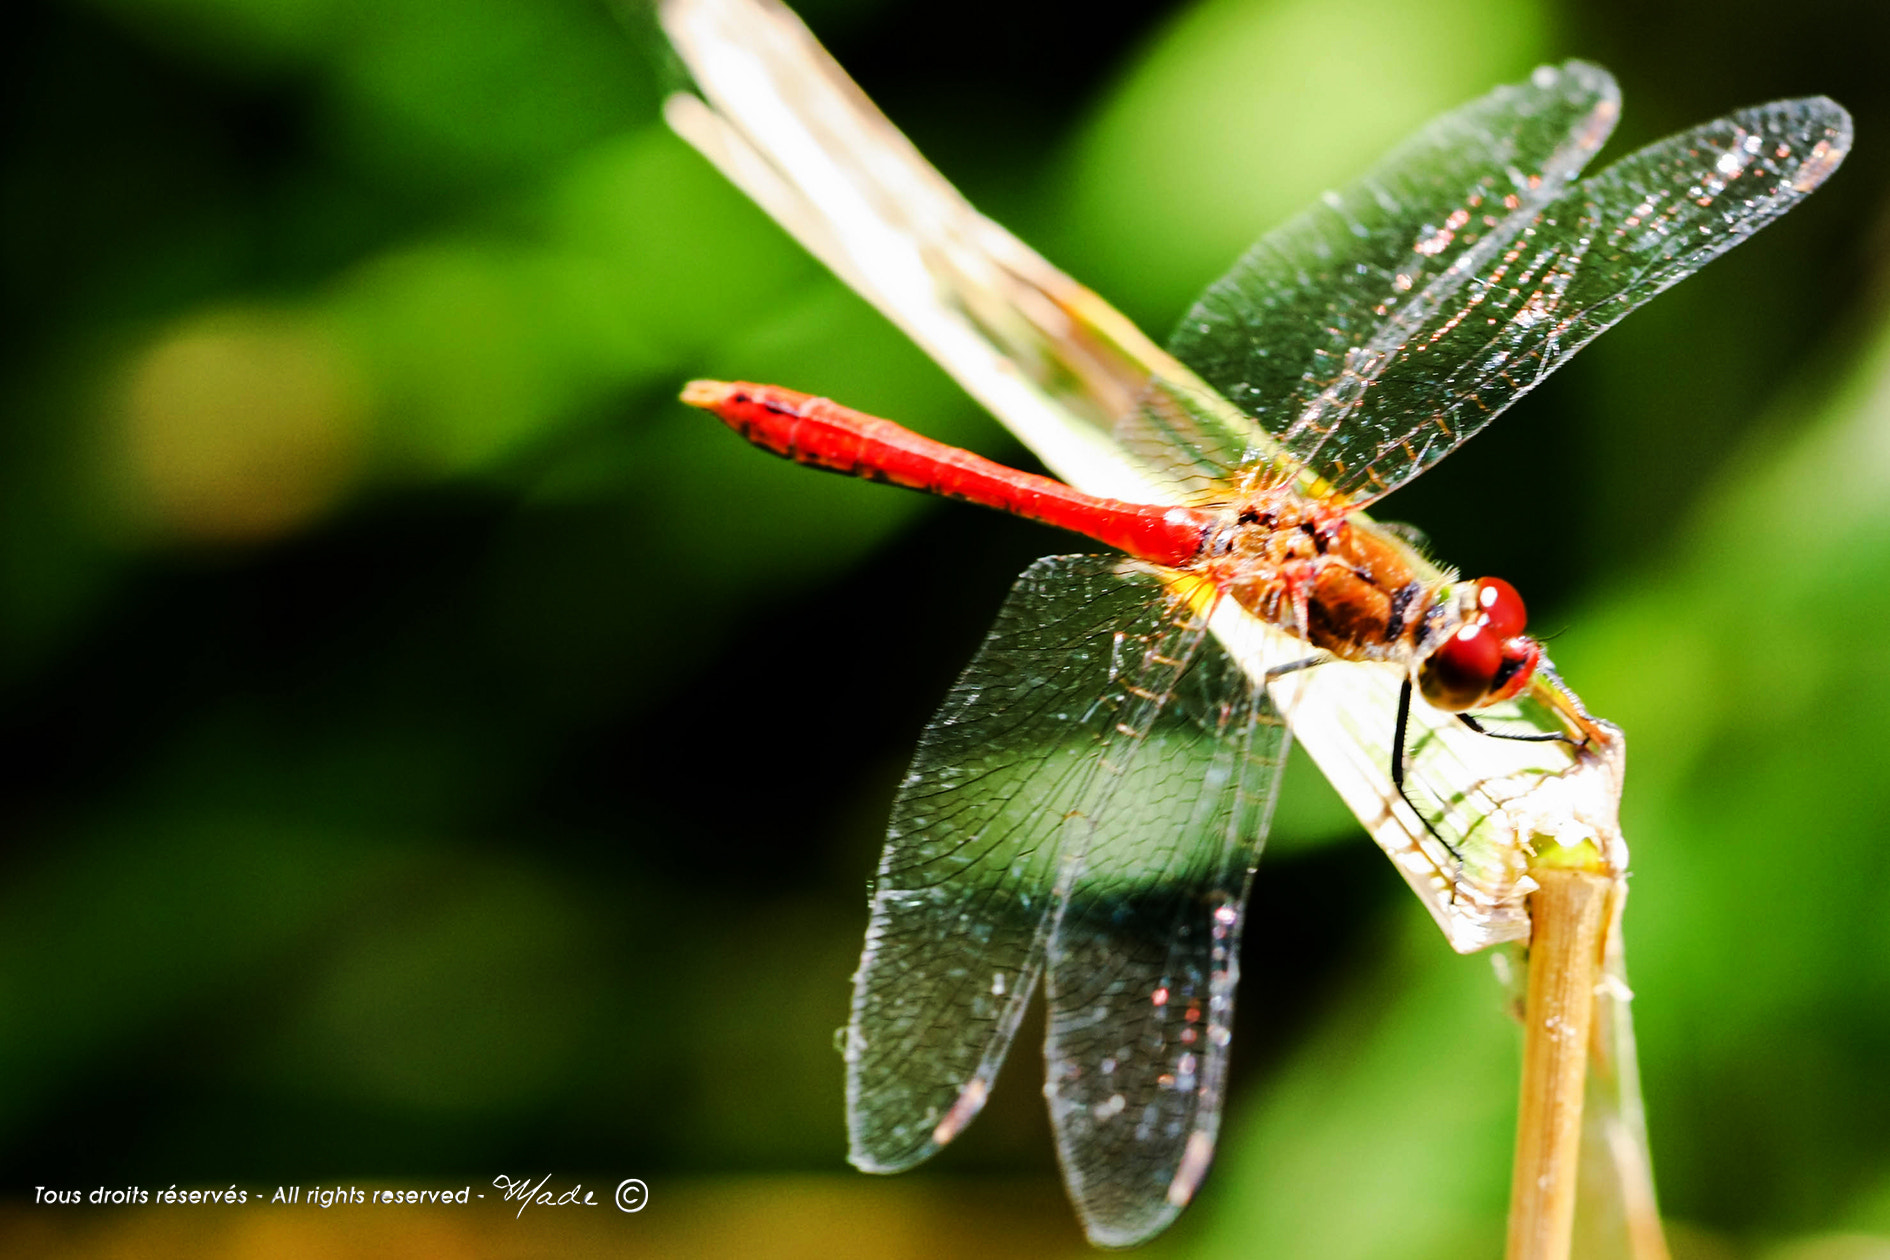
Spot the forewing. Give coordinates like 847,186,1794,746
1042,631,1289,1246
1159,61,1619,495
1308,96,1850,502
845,555,1212,1173
1176,88,1851,504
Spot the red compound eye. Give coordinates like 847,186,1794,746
1488,635,1542,703
1475,577,1527,640
1418,621,1502,712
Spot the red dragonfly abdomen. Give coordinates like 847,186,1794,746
687,380,1544,711
686,381,1216,570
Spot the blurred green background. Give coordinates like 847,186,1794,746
2,0,1888,1256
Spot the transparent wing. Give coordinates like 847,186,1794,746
845,555,1215,1172
1173,90,1851,503
1043,631,1288,1246
1154,60,1619,496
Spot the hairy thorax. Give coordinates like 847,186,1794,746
1205,486,1458,663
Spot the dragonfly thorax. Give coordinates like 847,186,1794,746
1207,492,1540,711
1210,489,1442,659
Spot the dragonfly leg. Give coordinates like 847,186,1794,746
1393,678,1465,863
1457,713,1581,745
1262,654,1328,681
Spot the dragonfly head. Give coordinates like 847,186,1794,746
1417,577,1540,711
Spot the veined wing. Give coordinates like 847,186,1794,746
1148,60,1619,499
1044,625,1288,1246
847,555,1214,1173
1172,89,1851,505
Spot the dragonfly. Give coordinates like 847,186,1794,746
660,0,1850,1247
